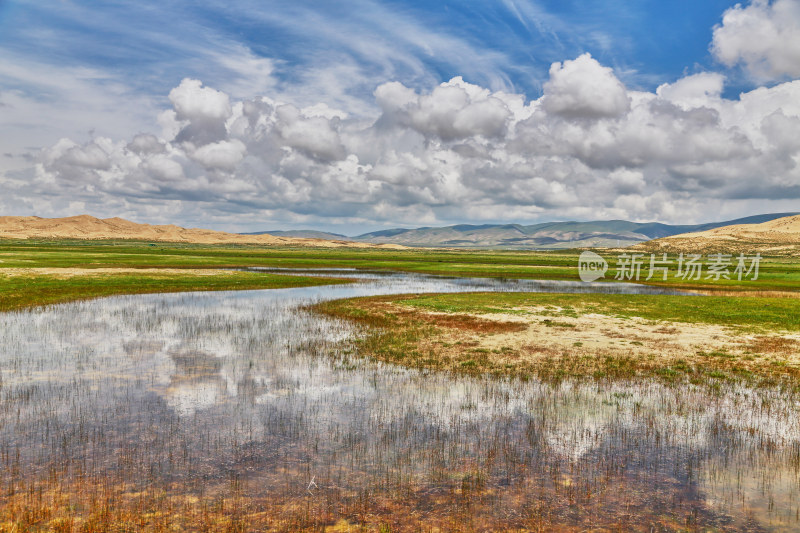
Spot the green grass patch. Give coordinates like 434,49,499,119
2,240,800,292
314,292,800,386
0,271,348,312
400,292,800,332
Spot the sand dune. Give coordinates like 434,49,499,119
0,215,405,248
638,214,800,255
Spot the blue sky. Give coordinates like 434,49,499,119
1,0,800,233
1,0,746,103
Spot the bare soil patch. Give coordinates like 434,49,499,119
321,297,800,382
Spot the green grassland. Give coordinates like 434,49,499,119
316,291,800,385
2,238,799,385
0,271,348,312
1,239,799,292
400,292,800,332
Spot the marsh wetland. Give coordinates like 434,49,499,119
0,267,798,531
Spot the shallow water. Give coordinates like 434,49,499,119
0,271,797,531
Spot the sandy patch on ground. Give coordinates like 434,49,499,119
382,301,800,375
694,289,800,298
466,308,799,367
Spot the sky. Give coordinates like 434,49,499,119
1,0,800,234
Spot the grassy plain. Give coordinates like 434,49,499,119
399,291,800,331
2,238,799,385
0,270,348,312
2,238,800,289
317,291,800,385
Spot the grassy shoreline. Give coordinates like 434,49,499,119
315,292,800,387
3,240,799,386
0,270,349,312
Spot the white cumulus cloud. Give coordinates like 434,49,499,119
712,0,800,81
376,77,513,140
191,139,247,170
542,53,630,119
169,79,232,122
7,53,800,230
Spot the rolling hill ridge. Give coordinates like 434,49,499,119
637,214,800,256
0,215,404,248
252,213,798,249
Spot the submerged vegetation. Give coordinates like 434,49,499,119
0,277,799,531
0,240,799,530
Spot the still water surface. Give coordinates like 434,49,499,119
0,271,797,531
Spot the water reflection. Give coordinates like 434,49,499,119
0,273,796,531
246,266,698,295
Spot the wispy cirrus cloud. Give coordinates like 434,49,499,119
3,0,800,233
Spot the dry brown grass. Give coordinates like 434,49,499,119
316,296,800,384
694,289,800,298
746,335,799,355
421,313,527,333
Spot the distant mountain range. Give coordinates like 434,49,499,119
247,213,799,249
